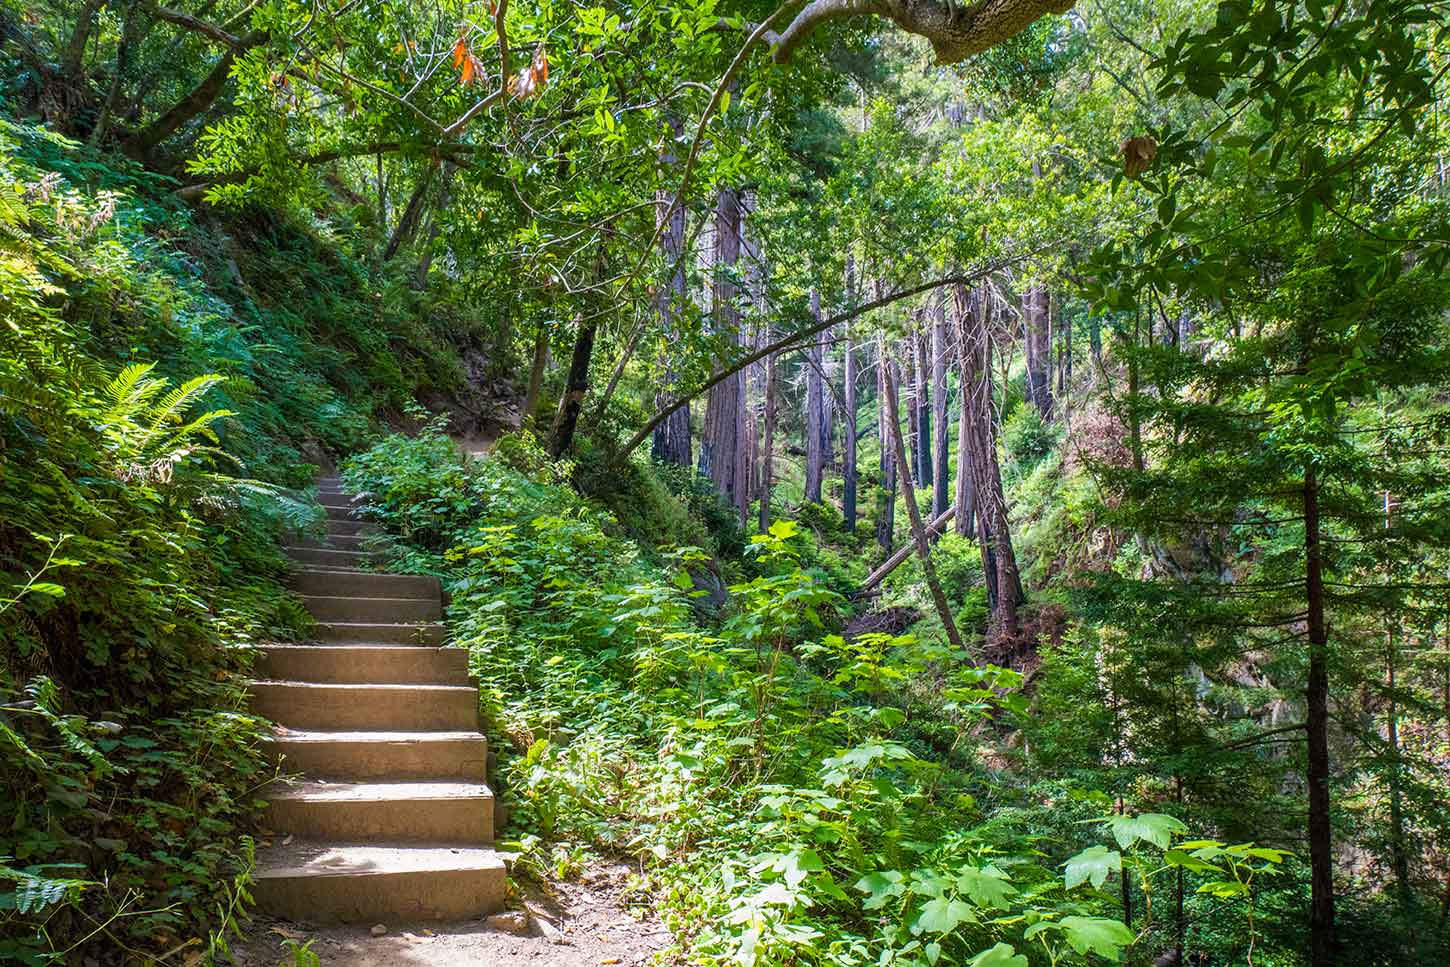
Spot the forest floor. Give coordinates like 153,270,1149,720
228,863,674,967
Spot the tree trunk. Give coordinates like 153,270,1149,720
383,167,435,262
1304,464,1337,967
64,0,106,80
843,335,858,532
876,338,896,554
760,350,777,532
931,292,950,519
123,32,262,163
549,316,597,458
882,348,968,655
916,326,932,487
905,328,923,486
859,504,955,593
805,289,826,505
955,284,1024,639
652,117,692,467
1022,282,1053,420
523,323,550,426
700,187,745,516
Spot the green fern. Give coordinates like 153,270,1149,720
0,860,93,914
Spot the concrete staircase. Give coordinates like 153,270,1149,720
249,476,506,922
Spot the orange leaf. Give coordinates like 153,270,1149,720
533,46,548,85
460,54,475,86
452,36,468,69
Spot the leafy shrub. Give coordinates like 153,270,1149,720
341,430,1280,967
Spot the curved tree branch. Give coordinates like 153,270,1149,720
771,0,1076,65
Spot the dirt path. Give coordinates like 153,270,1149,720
230,864,673,967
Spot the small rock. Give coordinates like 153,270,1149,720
485,910,532,935
370,923,388,937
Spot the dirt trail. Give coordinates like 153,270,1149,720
231,864,672,967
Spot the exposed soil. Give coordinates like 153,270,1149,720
229,864,673,967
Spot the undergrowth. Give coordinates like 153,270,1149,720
342,427,1293,967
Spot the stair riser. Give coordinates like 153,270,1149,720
295,534,370,550
264,796,493,844
292,571,440,600
326,518,370,537
252,866,505,923
286,547,383,568
325,504,365,522
315,622,447,645
268,737,487,780
256,646,467,685
249,685,477,731
318,492,359,509
302,596,442,623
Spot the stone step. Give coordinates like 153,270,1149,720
256,645,468,685
265,780,493,843
267,729,487,780
285,546,382,568
325,504,364,522
318,491,359,509
314,621,447,645
291,569,440,600
326,518,370,537
248,682,477,731
301,594,442,623
252,842,506,923
295,533,371,550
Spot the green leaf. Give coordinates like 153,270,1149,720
913,896,975,935
1064,846,1122,890
968,943,1028,967
1058,916,1135,959
855,870,905,910
955,865,1016,909
1104,812,1187,850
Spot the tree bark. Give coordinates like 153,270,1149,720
700,187,746,517
955,284,1024,639
805,289,827,504
931,292,950,519
1022,282,1053,420
916,325,932,487
64,0,106,79
123,31,264,163
383,166,435,262
549,316,597,457
843,335,858,532
652,117,692,467
882,348,968,655
523,322,550,426
760,350,777,532
906,328,923,486
1304,464,1337,967
859,504,955,593
876,336,897,554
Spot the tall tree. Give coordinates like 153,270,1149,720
652,118,692,468
700,187,746,516
930,291,951,519
954,283,1024,638
805,289,827,505
1021,280,1052,420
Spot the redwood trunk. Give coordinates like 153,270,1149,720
652,118,692,467
955,284,1024,638
931,293,950,519
805,289,826,504
1304,465,1336,967
875,338,896,553
700,187,745,517
1022,283,1053,420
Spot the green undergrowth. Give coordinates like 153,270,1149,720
342,427,1290,967
0,116,467,962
